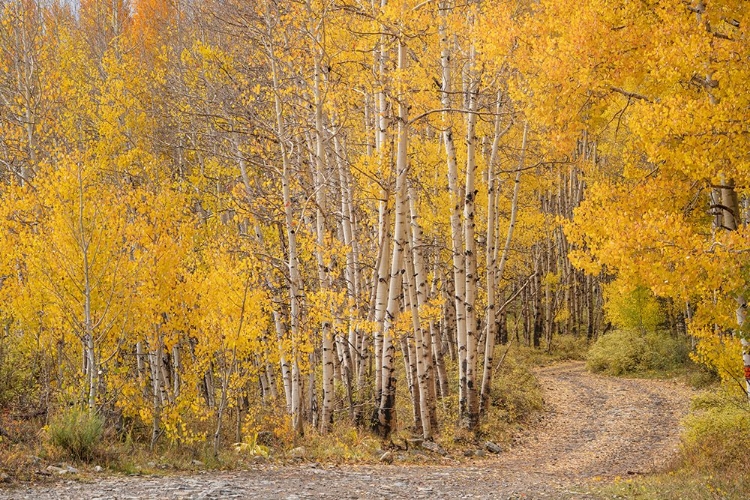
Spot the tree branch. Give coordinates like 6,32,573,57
610,86,651,102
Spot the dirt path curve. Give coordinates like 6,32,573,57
0,362,694,499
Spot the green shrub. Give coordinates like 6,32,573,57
644,331,691,370
586,329,690,376
681,392,750,472
48,407,104,461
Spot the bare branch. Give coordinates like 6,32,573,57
610,86,651,102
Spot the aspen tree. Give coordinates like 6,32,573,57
408,187,438,431
0,0,43,185
440,0,469,422
480,121,526,415
377,32,409,439
303,0,336,434
462,40,480,428
334,126,360,420
371,0,393,420
403,189,434,439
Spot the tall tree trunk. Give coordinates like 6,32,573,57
371,0,392,423
481,121,526,415
713,182,750,401
441,2,468,422
408,189,438,430
403,198,434,438
377,36,408,439
308,19,335,433
462,41,480,428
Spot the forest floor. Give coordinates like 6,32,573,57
0,362,695,499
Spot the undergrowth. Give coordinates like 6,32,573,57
585,329,717,388
512,334,590,366
0,339,561,477
47,407,104,462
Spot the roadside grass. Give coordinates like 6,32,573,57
597,469,750,499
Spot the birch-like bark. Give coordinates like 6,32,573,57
462,35,480,428
76,166,97,413
334,123,358,420
431,271,450,398
440,0,468,420
272,310,293,411
136,341,146,397
482,97,501,395
479,116,523,416
372,0,391,413
399,327,422,436
148,335,163,450
408,188,438,429
714,182,750,401
403,201,433,438
377,37,408,438
307,5,335,433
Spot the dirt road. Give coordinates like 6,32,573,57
0,362,694,499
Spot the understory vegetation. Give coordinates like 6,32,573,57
586,329,691,377
0,339,551,477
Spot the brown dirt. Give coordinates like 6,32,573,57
0,362,695,499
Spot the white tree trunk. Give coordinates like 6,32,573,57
462,43,480,427
479,96,512,415
408,188,438,430
377,37,408,438
403,214,434,439
440,3,468,420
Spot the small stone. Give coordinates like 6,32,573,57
474,449,487,457
46,465,66,475
191,459,204,467
421,440,447,456
379,451,394,464
0,472,10,483
64,465,79,474
484,441,503,454
289,446,306,459
94,465,103,472
463,449,474,457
